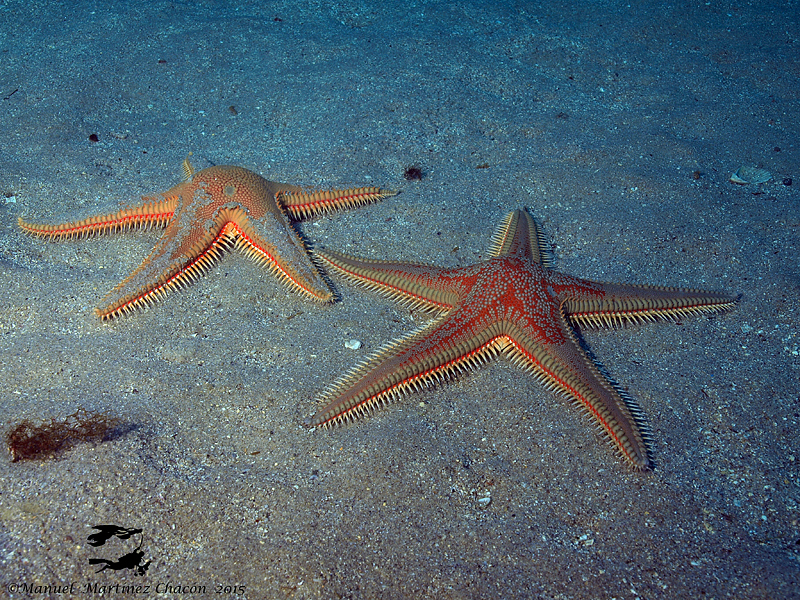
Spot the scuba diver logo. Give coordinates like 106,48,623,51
87,525,152,576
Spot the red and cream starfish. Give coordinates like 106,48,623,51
310,209,737,470
19,159,395,320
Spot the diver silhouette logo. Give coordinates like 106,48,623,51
87,525,152,576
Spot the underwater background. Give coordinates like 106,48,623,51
0,1,798,598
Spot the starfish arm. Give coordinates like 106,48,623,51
279,187,398,221
502,314,652,470
96,201,334,319
309,307,508,428
315,248,464,313
310,299,651,469
17,196,178,241
559,278,738,328
489,209,553,266
95,201,227,319
231,210,334,303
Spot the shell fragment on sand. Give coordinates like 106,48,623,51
730,166,772,185
344,339,363,350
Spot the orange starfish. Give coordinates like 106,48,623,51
18,160,395,320
309,209,738,470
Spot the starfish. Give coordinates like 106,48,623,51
18,159,396,320
309,209,738,470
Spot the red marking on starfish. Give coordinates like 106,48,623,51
310,209,738,470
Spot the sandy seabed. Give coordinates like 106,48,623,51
0,1,798,598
